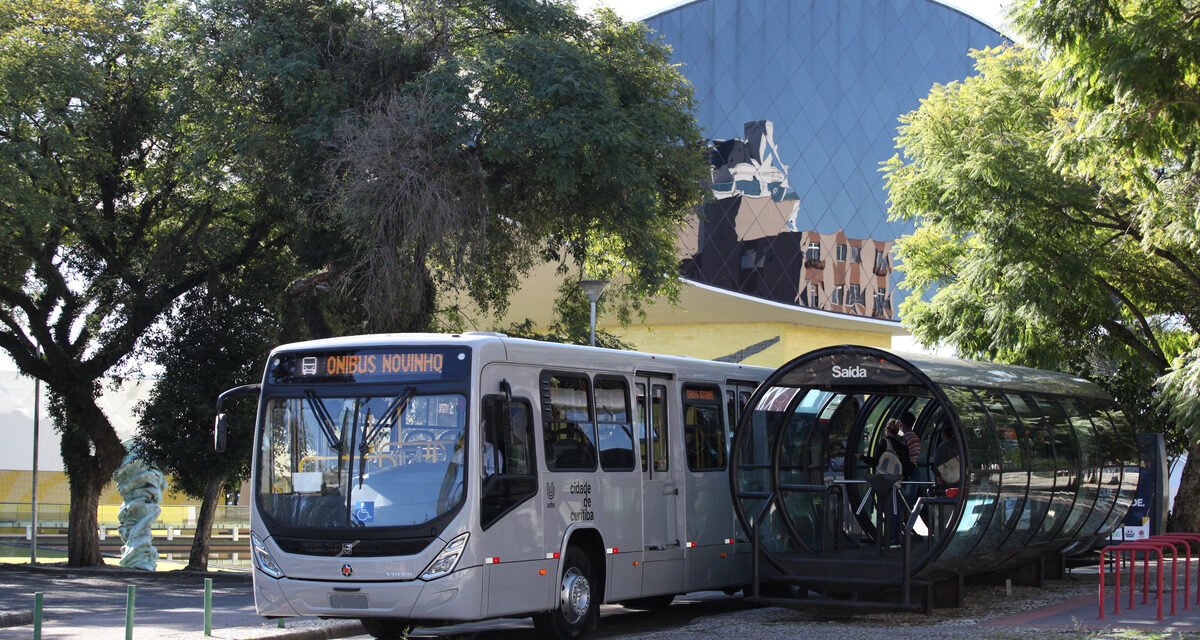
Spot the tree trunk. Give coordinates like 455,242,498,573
66,470,104,567
187,475,227,571
52,385,128,567
1169,443,1200,532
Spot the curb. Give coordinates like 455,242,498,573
0,611,33,628
201,620,364,640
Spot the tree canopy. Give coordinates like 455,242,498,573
317,1,708,334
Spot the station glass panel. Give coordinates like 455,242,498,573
733,386,806,554
1032,396,1082,540
1099,407,1140,535
939,386,1001,559
974,389,1031,550
1007,393,1061,544
1060,399,1103,539
1078,399,1123,538
848,395,898,541
780,392,862,551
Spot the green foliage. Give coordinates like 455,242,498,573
882,43,1197,442
321,2,707,332
134,291,277,498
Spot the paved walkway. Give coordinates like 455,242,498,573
0,564,353,640
7,561,1200,639
986,566,1200,633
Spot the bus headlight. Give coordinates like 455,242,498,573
420,532,469,581
250,532,285,579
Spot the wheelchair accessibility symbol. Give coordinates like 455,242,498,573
352,501,374,524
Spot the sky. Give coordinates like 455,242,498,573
577,0,1009,32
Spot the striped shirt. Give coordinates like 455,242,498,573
902,432,921,464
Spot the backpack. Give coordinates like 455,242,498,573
878,435,915,478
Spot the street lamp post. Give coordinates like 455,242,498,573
577,280,609,347
31,348,41,564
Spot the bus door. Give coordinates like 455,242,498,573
681,383,730,592
726,381,758,585
636,376,684,596
478,365,550,617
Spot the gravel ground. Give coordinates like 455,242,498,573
615,569,1199,640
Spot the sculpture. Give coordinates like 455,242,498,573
114,456,166,570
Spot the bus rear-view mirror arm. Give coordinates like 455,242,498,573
214,383,262,453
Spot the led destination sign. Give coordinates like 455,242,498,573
321,352,443,376
270,348,469,383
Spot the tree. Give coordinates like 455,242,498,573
236,0,709,336
1010,0,1200,530
0,0,283,565
881,42,1200,528
134,290,276,570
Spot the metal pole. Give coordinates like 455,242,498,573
33,592,42,640
31,364,40,564
204,578,212,635
125,585,135,640
588,299,597,347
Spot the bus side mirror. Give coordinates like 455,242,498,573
214,414,228,453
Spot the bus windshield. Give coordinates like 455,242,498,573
257,391,467,530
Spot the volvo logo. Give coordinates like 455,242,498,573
336,540,359,557
341,563,353,578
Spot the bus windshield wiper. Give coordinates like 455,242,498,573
357,387,414,489
304,390,344,451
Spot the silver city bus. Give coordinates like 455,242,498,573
214,332,769,639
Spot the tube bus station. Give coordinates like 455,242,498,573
731,345,1141,611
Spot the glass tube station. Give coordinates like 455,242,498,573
730,345,1139,608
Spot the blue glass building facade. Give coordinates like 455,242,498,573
645,0,1004,316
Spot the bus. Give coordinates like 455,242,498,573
214,332,769,639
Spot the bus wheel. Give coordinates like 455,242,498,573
618,594,674,611
359,618,413,639
534,547,598,639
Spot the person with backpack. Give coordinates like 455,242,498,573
858,418,914,545
898,411,922,509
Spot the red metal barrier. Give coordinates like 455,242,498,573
1149,533,1200,607
1100,543,1165,620
1149,534,1200,610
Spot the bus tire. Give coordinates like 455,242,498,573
534,546,598,639
359,618,413,639
618,594,674,611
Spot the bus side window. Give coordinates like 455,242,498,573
481,396,537,530
595,376,635,471
541,372,598,471
651,385,669,472
683,384,725,471
636,383,648,471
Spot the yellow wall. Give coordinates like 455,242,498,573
0,469,197,507
609,322,891,369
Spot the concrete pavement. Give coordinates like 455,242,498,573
0,564,357,640
7,560,1200,639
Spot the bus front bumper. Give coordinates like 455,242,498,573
254,565,484,621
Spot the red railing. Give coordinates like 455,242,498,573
1099,533,1200,620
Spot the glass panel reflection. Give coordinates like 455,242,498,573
1032,396,1081,541
939,387,1000,559
1061,399,1103,539
974,389,1031,550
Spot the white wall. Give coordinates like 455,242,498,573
0,366,155,472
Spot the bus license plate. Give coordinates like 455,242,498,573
330,594,368,609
